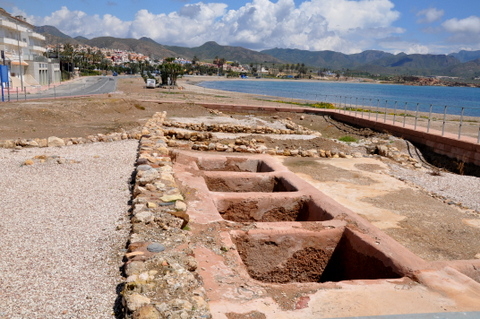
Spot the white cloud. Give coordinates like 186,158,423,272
25,0,403,53
442,16,480,45
442,16,480,33
416,8,444,24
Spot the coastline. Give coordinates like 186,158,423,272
182,74,480,88
178,77,480,141
181,76,480,119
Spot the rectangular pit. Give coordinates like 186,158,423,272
214,196,334,222
233,227,403,284
196,157,275,172
204,174,297,193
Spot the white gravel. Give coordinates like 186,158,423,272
389,163,480,212
0,140,138,319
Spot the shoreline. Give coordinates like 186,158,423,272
179,77,480,122
182,74,480,88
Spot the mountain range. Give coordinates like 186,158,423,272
35,25,480,79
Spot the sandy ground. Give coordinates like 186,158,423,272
1,75,479,263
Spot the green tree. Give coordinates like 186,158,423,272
159,58,183,86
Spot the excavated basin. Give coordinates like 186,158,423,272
196,157,275,172
213,195,334,222
233,227,403,284
204,174,298,193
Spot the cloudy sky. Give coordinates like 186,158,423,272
5,0,480,54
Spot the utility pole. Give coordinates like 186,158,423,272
15,18,24,91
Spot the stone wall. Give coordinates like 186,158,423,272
121,111,211,319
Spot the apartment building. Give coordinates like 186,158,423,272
0,8,60,90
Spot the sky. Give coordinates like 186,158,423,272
5,0,480,54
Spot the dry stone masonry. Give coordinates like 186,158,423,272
121,111,211,319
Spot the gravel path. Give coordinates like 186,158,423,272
0,140,138,319
389,163,480,212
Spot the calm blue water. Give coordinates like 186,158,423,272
198,79,480,117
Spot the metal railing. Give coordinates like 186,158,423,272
310,94,480,143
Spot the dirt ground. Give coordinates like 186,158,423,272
1,76,479,262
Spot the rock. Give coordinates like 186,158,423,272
184,256,198,271
215,144,229,152
134,211,154,223
137,158,149,165
376,145,389,157
23,159,34,166
147,243,166,253
147,202,157,209
138,169,160,185
169,299,193,312
133,305,161,319
353,152,363,158
175,201,187,211
125,293,151,312
160,194,184,202
47,136,65,147
125,261,147,276
137,165,153,171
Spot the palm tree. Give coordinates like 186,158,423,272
159,58,183,86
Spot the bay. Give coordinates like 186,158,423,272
198,79,480,117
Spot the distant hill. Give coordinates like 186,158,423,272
163,41,284,64
355,53,460,76
263,47,480,78
74,36,89,41
35,25,480,78
73,36,178,60
34,25,81,46
446,58,480,78
260,48,394,69
449,50,480,63
35,25,71,39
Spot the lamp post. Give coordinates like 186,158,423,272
15,18,24,91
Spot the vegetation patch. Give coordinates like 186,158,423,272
338,135,357,143
265,99,335,109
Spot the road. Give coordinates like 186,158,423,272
5,75,119,101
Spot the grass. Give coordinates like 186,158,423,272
338,135,358,143
265,99,335,109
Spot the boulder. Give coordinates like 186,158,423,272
47,136,65,147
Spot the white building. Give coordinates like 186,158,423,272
0,8,60,90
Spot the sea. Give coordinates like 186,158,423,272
197,79,480,117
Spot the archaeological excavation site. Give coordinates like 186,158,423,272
120,109,480,319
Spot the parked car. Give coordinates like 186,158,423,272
146,78,156,88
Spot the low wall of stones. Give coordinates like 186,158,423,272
0,130,144,149
194,103,480,167
121,112,211,319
